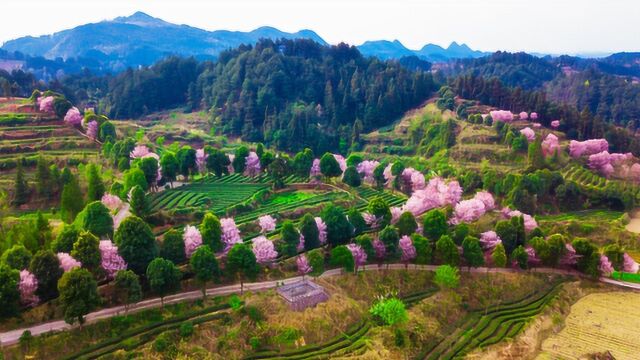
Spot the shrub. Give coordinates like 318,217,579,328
369,298,407,326
179,321,194,337
244,305,264,323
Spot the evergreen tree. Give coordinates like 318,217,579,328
422,209,448,241
53,225,79,253
35,211,52,248
226,243,259,294
190,246,220,299
30,250,63,301
12,161,29,206
60,174,84,223
292,148,314,177
81,201,113,238
280,220,300,257
321,204,353,246
35,155,51,199
177,146,197,180
71,231,101,272
342,166,361,187
146,258,181,307
114,270,142,313
492,243,507,267
138,157,159,188
347,208,366,236
200,213,222,252
300,213,320,251
129,185,149,218
396,211,417,237
462,236,484,268
379,225,400,256
373,162,386,189
511,245,528,269
367,196,392,227
1,245,32,270
319,153,342,179
435,235,459,266
86,164,105,202
0,265,20,318
160,152,179,186
330,245,355,273
527,136,545,169
160,229,185,264
114,216,158,275
58,268,100,325
232,146,250,174
412,234,432,265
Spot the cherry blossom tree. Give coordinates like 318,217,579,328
560,243,579,266
520,127,536,142
99,240,127,279
530,112,538,120
401,168,425,192
297,233,305,252
252,236,278,265
383,163,394,187
57,252,81,272
357,160,380,184
519,111,529,120
39,96,54,113
244,151,261,177
87,121,98,140
333,154,347,173
474,191,495,210
221,218,242,251
489,110,514,123
363,212,379,228
373,238,386,265
310,158,321,182
227,154,235,174
297,255,312,276
399,235,416,265
315,217,327,244
525,246,541,267
19,270,39,307
195,148,208,174
479,231,502,251
130,145,151,159
532,123,542,128
346,243,367,272
569,139,609,158
258,215,276,233
542,133,560,157
588,151,633,178
599,255,614,275
551,120,560,129
184,225,203,258
64,107,82,126
623,253,639,273
401,177,462,216
101,193,123,213
502,208,538,232
450,199,486,225
390,207,402,224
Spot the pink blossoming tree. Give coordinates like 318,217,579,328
258,215,276,233
39,96,54,113
64,107,82,126
479,231,502,251
357,160,380,184
373,238,386,266
541,133,560,157
184,225,203,258
551,120,560,129
490,110,514,122
599,255,614,275
519,111,529,120
101,193,123,213
399,235,416,266
252,236,278,265
130,145,151,159
569,139,609,158
19,270,39,307
315,217,327,244
221,218,242,251
195,148,208,174
297,255,312,277
520,127,536,142
346,243,367,272
57,252,81,272
623,253,639,273
244,151,261,177
99,240,127,279
87,121,98,140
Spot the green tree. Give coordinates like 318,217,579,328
491,243,507,267
307,249,325,277
367,196,392,227
123,168,148,193
200,213,222,252
347,208,366,236
433,265,460,289
160,152,179,186
436,235,459,266
342,166,361,187
52,225,79,253
495,220,518,255
71,231,101,272
146,258,181,307
572,238,599,276
300,213,320,251
114,216,158,275
232,146,250,174
34,211,52,248
373,162,386,189
190,246,220,299
58,268,100,325
292,148,314,177
14,161,32,206
160,229,185,264
462,236,484,269
396,211,417,237
512,245,528,269
129,185,149,219
412,234,432,264
320,204,353,246
422,209,448,241
267,157,289,189
226,243,259,294
451,223,470,245
60,174,84,223
138,157,159,188
0,265,20,318
528,136,545,169
99,121,116,143
113,269,142,313
330,245,354,273
603,244,624,270
1,245,32,270
177,146,197,180
86,164,105,202
379,225,400,256
81,201,114,238
35,155,51,199
319,152,342,179
30,250,63,301
280,220,300,257
355,234,374,259
369,298,407,326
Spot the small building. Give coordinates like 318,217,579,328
277,279,329,311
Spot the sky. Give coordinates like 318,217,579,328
1,0,638,55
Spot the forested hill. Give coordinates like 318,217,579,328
97,39,437,153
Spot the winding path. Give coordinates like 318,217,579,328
1,264,638,347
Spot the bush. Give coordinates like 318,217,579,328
394,328,406,347
153,332,171,352
244,305,264,323
369,298,407,326
179,321,194,337
249,336,262,350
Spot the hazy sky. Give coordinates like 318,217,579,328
2,0,638,54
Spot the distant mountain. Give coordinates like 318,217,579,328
1,12,327,72
357,39,488,62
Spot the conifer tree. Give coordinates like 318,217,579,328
12,161,29,206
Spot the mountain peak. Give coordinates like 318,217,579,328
113,11,170,27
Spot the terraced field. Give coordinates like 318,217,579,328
422,282,563,360
149,182,268,213
562,164,640,201
356,187,407,209
540,292,640,360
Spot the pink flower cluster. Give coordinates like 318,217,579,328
599,255,614,275
450,191,495,225
362,212,379,228
39,96,55,113
390,207,402,224
297,255,312,275
519,111,528,120
101,193,123,213
333,154,347,173
530,112,538,120
297,233,305,252
258,215,276,233
569,139,609,158
479,231,502,251
402,177,462,216
501,207,538,232
315,217,327,244
588,151,633,177
64,107,82,126
130,145,151,159
520,127,535,142
542,133,560,157
399,235,416,263
551,120,560,129
490,110,514,123
309,159,321,180
99,240,127,279
560,243,579,266
57,252,81,272
525,246,541,266
357,160,380,184
401,168,426,192
373,238,386,261
623,253,639,273
244,151,261,177
184,225,203,258
87,121,98,140
227,154,235,174
346,243,367,268
196,148,208,174
252,236,278,265
383,164,394,186
221,218,242,251
19,270,39,307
